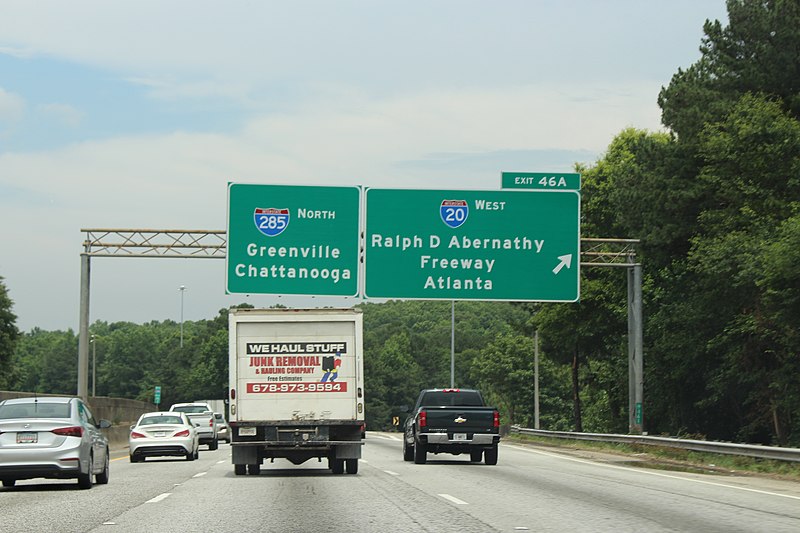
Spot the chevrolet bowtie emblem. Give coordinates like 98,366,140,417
454,416,467,423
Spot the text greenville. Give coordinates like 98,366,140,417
234,242,351,283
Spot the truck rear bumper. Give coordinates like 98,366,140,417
424,433,497,445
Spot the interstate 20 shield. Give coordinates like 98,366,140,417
440,199,468,229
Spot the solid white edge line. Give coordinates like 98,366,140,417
146,493,172,503
438,493,468,505
505,444,800,501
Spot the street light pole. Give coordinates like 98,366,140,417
179,285,186,348
90,334,96,397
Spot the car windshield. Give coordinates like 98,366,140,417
0,402,71,419
172,406,208,414
140,416,183,426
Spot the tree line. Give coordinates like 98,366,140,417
1,1,799,445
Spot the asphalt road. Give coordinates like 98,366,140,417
2,433,800,532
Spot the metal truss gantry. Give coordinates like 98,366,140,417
78,230,643,433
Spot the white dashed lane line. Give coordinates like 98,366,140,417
146,493,172,504
438,493,468,505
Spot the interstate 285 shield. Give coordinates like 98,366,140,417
254,208,290,237
440,200,468,229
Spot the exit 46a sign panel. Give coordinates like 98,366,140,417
364,188,580,302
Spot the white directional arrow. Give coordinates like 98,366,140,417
552,254,573,275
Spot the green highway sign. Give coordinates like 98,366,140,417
364,188,580,301
226,183,360,296
502,172,581,191
154,386,161,405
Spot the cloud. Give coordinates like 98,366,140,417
36,103,83,128
0,88,25,128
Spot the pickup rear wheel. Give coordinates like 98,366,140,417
484,445,498,465
470,449,482,462
209,439,219,451
402,437,414,461
413,440,427,464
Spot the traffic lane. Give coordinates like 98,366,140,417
86,448,495,533
365,433,800,532
0,444,230,533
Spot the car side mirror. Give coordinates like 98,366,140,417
99,419,112,429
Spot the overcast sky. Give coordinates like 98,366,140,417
0,1,729,332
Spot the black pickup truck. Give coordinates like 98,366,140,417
403,388,500,465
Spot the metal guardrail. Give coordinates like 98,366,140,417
510,426,800,463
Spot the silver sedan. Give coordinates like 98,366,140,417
0,396,111,489
129,412,199,462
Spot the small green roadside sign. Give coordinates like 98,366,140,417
502,172,581,190
364,188,580,301
154,386,161,405
226,183,361,296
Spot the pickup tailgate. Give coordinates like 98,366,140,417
422,406,497,436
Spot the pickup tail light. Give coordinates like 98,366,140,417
419,410,427,428
51,426,83,438
130,431,147,439
174,429,190,437
493,411,500,428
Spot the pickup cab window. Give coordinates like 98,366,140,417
418,391,484,407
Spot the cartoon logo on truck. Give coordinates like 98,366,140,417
321,353,342,383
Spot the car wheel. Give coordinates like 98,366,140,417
234,464,247,475
402,437,414,461
413,440,427,464
194,446,200,460
2,479,16,487
247,463,260,475
96,452,110,484
470,449,482,462
345,459,358,474
186,449,195,461
77,454,93,489
484,445,498,465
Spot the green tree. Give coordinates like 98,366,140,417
0,277,20,388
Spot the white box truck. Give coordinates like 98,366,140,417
228,308,365,475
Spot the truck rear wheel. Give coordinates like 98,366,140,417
484,445,498,465
248,463,261,475
413,440,427,464
331,458,344,474
403,438,414,461
234,464,246,475
345,459,358,474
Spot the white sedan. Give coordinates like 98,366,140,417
129,412,199,462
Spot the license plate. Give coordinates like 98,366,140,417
453,433,467,441
17,432,37,444
154,431,167,437
239,427,257,437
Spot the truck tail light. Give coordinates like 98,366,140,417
51,426,83,437
230,388,236,400
493,411,500,428
419,410,427,428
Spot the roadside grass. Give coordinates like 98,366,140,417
506,434,800,480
